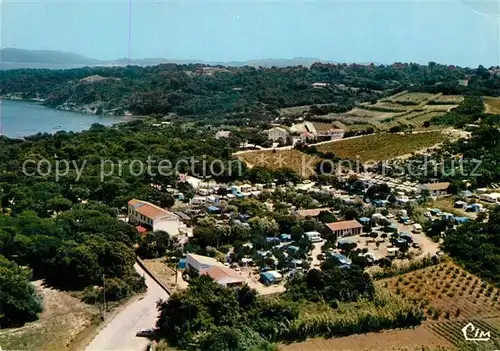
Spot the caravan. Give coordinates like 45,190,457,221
305,231,322,243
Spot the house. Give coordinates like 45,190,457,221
201,266,245,287
215,130,231,139
128,199,182,236
326,220,363,237
185,253,222,275
420,182,450,197
260,270,283,285
266,127,289,142
320,128,345,140
312,82,329,88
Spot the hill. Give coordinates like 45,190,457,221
0,48,332,69
1,48,99,65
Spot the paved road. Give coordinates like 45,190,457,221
86,263,169,351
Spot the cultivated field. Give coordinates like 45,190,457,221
281,325,449,351
284,262,500,351
380,262,500,349
237,149,320,177
317,131,447,162
0,281,99,351
390,92,436,105
484,96,500,114
280,93,463,133
432,95,464,104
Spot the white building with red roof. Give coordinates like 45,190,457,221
127,199,182,236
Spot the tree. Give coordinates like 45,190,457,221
177,181,195,201
159,193,175,208
0,255,43,327
290,225,304,242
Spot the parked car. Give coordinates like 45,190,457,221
136,328,156,338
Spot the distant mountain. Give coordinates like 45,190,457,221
1,48,335,69
1,48,100,65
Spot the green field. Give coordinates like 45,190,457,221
317,131,447,162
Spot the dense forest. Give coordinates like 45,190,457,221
1,62,499,123
0,121,247,326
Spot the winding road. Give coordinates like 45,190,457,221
86,263,169,351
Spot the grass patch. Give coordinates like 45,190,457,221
484,96,500,114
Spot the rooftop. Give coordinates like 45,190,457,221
128,199,174,220
187,253,222,267
422,182,450,191
201,266,245,285
326,220,363,231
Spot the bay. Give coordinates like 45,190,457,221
0,100,131,138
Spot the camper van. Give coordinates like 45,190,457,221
305,231,322,243
412,223,422,233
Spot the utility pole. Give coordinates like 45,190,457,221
102,274,106,318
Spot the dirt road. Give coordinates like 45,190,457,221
85,263,169,351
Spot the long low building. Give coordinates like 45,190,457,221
326,220,363,237
201,266,245,287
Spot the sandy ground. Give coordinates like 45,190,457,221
280,324,450,351
85,263,168,351
0,281,98,351
347,227,439,262
143,258,188,292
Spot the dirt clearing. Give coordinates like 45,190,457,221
0,281,98,351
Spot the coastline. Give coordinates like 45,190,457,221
0,99,145,139
1,95,139,119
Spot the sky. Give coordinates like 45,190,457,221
1,0,499,67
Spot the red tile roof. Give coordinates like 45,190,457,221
326,220,363,231
128,199,173,220
423,182,450,191
201,266,246,285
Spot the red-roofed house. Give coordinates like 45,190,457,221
128,199,182,236
326,220,363,237
201,266,246,287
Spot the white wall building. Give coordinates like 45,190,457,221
128,199,182,236
267,127,289,142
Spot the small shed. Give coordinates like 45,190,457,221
178,258,187,270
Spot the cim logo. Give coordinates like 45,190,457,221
462,322,491,342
